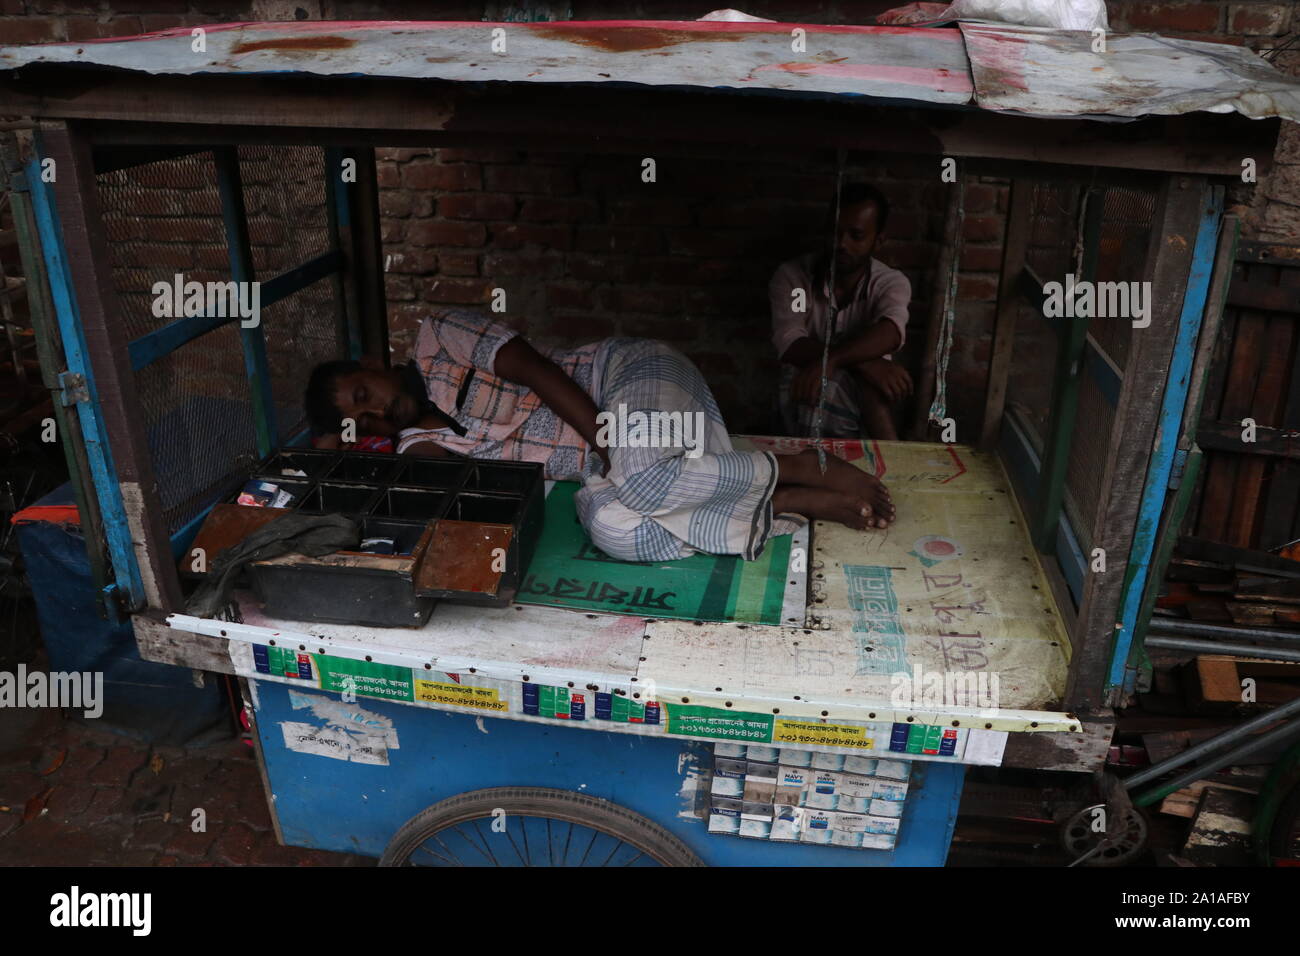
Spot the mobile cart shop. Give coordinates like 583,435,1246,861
4,18,1299,866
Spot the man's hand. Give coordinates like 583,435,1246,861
856,357,912,404
790,359,833,406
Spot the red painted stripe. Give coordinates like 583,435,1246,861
940,444,967,483
29,18,960,47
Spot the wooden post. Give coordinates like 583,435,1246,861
1063,176,1207,713
978,179,1033,450
214,146,276,456
348,147,389,362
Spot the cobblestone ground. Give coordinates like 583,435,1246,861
0,703,372,866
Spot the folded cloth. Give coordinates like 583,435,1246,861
186,512,360,619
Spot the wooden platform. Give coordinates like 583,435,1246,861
155,441,1078,766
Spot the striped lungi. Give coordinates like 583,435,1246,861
575,339,804,562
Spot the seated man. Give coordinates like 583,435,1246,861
771,182,913,440
305,308,896,563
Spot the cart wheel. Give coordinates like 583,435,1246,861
1060,803,1148,866
379,787,704,867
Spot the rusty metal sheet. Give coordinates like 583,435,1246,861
961,22,1300,121
0,19,973,106
414,519,512,598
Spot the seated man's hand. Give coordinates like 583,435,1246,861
790,361,831,406
856,357,912,404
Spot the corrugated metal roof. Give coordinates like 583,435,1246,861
961,23,1300,121
1,18,1297,122
0,20,974,106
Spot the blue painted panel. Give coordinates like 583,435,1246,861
26,153,145,609
999,410,1084,607
1106,188,1224,694
251,679,963,866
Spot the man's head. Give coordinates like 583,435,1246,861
830,182,890,278
305,356,422,437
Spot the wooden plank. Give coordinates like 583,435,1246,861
1225,269,1300,312
38,120,182,612
1225,311,1295,545
3,73,1275,174
1260,273,1300,548
1236,239,1300,265
1000,714,1114,772
1197,420,1300,459
1063,177,1203,713
1198,302,1268,542
979,179,1033,450
1177,535,1300,577
1196,656,1243,702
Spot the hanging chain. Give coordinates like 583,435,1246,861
811,149,846,475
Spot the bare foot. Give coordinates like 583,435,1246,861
822,455,893,525
774,449,896,528
773,485,876,532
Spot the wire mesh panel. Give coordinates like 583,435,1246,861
135,321,259,533
98,150,227,342
1005,179,1083,443
238,145,331,275
95,146,347,534
240,145,343,441
1090,184,1158,373
1063,182,1158,544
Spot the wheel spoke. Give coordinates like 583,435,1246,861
562,821,574,866
412,843,457,867
577,826,599,866
520,814,532,865
620,849,647,867
470,820,501,866
449,823,495,865
600,836,622,866
546,818,554,867
428,832,464,866
503,826,528,866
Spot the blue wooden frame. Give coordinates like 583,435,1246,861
1105,186,1225,697
25,150,145,611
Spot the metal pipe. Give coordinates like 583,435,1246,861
1149,616,1300,645
1131,717,1300,807
1123,693,1300,790
1145,634,1300,662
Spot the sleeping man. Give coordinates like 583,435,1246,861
305,308,895,563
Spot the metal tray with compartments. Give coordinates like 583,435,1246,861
184,448,545,627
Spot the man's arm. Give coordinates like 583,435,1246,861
492,336,610,474
786,321,904,405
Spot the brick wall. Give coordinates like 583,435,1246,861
0,1,1294,439
376,146,985,433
